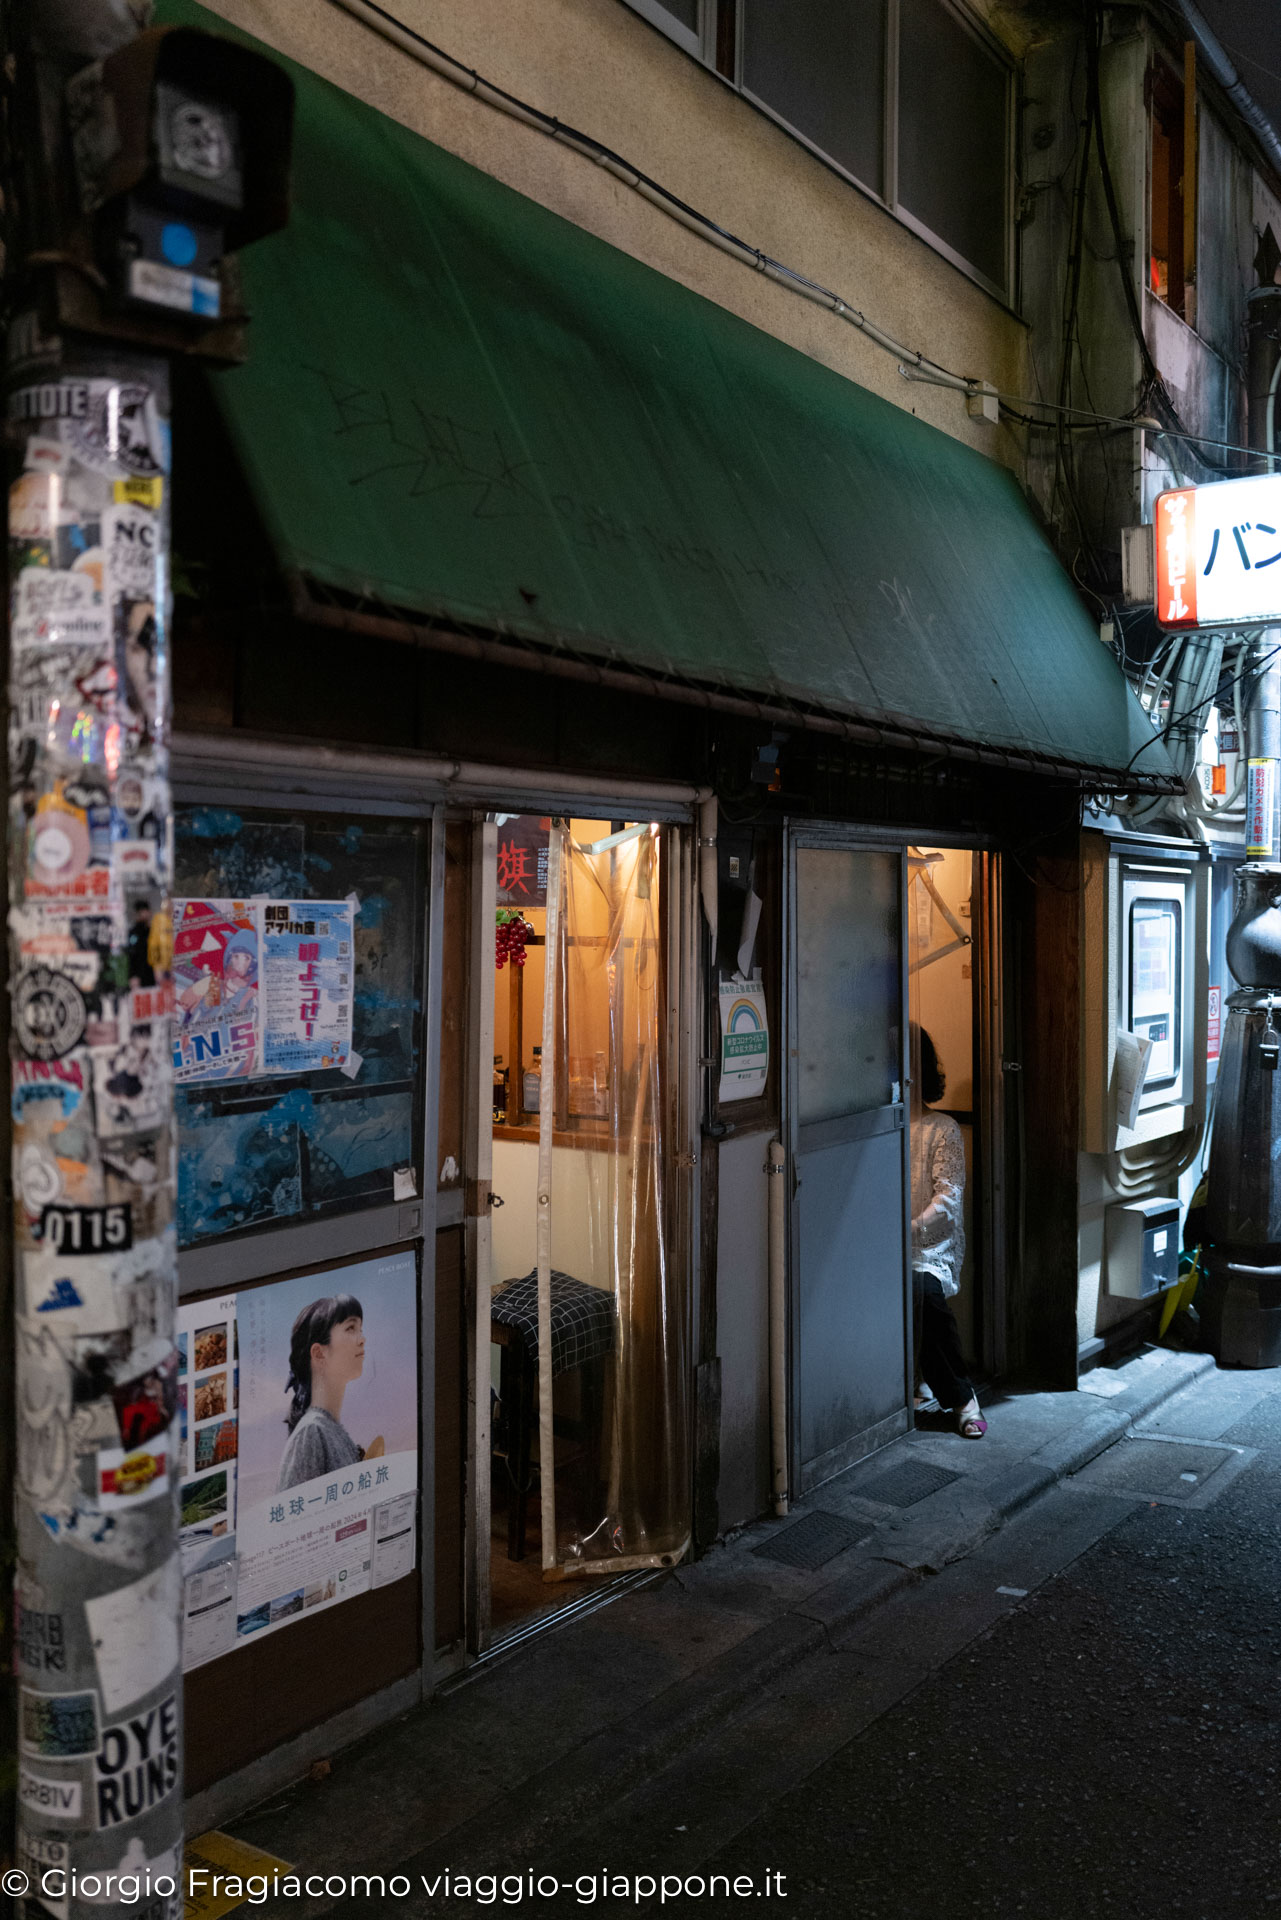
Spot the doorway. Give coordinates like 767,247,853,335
451,812,695,1653
785,828,1004,1493
786,833,912,1494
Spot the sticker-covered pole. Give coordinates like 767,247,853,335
8,339,182,1916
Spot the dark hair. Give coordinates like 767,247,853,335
912,1024,946,1106
284,1294,363,1432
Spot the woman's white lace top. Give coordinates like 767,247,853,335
910,1109,966,1297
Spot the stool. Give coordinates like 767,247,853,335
491,1269,615,1562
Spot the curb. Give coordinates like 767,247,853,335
398,1351,1215,1878
246,1350,1218,1897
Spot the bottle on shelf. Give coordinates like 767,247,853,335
493,1054,508,1123
522,1046,542,1114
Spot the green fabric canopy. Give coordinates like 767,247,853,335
166,0,1172,784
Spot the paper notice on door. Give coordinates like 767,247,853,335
183,1557,238,1672
371,1492,417,1590
719,977,769,1103
1114,1028,1153,1139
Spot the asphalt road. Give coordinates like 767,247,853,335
530,1369,1281,1920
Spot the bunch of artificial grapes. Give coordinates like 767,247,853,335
495,917,530,969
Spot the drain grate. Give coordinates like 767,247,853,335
752,1511,872,1570
862,1460,961,1507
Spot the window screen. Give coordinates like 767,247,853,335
742,0,885,197
1128,897,1183,1091
897,0,1009,291
173,808,425,1249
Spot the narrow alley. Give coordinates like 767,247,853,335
210,1356,1281,1919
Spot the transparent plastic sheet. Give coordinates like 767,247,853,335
538,820,690,1573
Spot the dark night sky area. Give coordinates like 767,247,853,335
1193,0,1281,138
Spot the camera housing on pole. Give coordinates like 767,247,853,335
57,27,293,360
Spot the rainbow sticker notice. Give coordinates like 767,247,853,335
719,978,769,1103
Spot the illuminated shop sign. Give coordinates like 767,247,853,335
1155,475,1281,629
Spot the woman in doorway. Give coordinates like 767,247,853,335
277,1293,386,1490
911,1026,986,1439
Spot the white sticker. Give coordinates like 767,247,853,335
21,1251,127,1335
94,1437,172,1516
19,1766,82,1821
15,567,96,622
84,1559,181,1715
339,1048,363,1080
393,1166,417,1201
11,604,110,651
23,435,70,476
1153,1229,1169,1254
102,501,158,600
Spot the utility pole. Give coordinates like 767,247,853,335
4,7,290,1912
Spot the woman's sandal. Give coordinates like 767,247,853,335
956,1399,987,1439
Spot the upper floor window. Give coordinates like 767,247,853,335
1149,57,1188,318
622,0,1014,301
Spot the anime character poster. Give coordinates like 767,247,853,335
259,899,355,1075
233,1249,417,1644
172,899,259,1084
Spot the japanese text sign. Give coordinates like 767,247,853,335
1155,476,1281,630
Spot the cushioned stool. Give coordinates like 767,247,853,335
491,1269,615,1561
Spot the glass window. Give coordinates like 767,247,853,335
898,0,1009,291
1149,61,1185,314
741,0,886,198
172,808,426,1249
1128,897,1183,1090
795,846,901,1122
622,0,702,54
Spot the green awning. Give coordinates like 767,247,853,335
166,0,1172,786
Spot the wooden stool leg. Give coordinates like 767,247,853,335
580,1357,604,1521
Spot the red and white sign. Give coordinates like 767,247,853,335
1248,758,1277,859
1208,985,1221,1063
1155,475,1281,630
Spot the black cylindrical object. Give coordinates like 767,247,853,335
1202,867,1281,1363
1247,285,1281,469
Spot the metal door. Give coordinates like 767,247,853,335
786,832,911,1493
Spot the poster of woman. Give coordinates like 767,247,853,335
232,1250,418,1643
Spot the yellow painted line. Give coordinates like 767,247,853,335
184,1830,293,1920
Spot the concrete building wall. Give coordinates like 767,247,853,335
194,0,1030,462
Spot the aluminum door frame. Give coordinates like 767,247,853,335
784,824,913,1495
172,748,444,1715
456,802,700,1657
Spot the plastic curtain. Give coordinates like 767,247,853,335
541,821,689,1572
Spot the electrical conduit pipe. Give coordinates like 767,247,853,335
767,1139,788,1516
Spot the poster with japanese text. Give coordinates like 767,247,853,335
259,898,355,1075
718,976,769,1102
496,816,550,907
172,900,259,1084
232,1249,417,1646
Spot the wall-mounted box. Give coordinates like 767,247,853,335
1105,1195,1180,1298
1081,833,1209,1154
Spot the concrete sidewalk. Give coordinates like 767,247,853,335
219,1346,1212,1900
